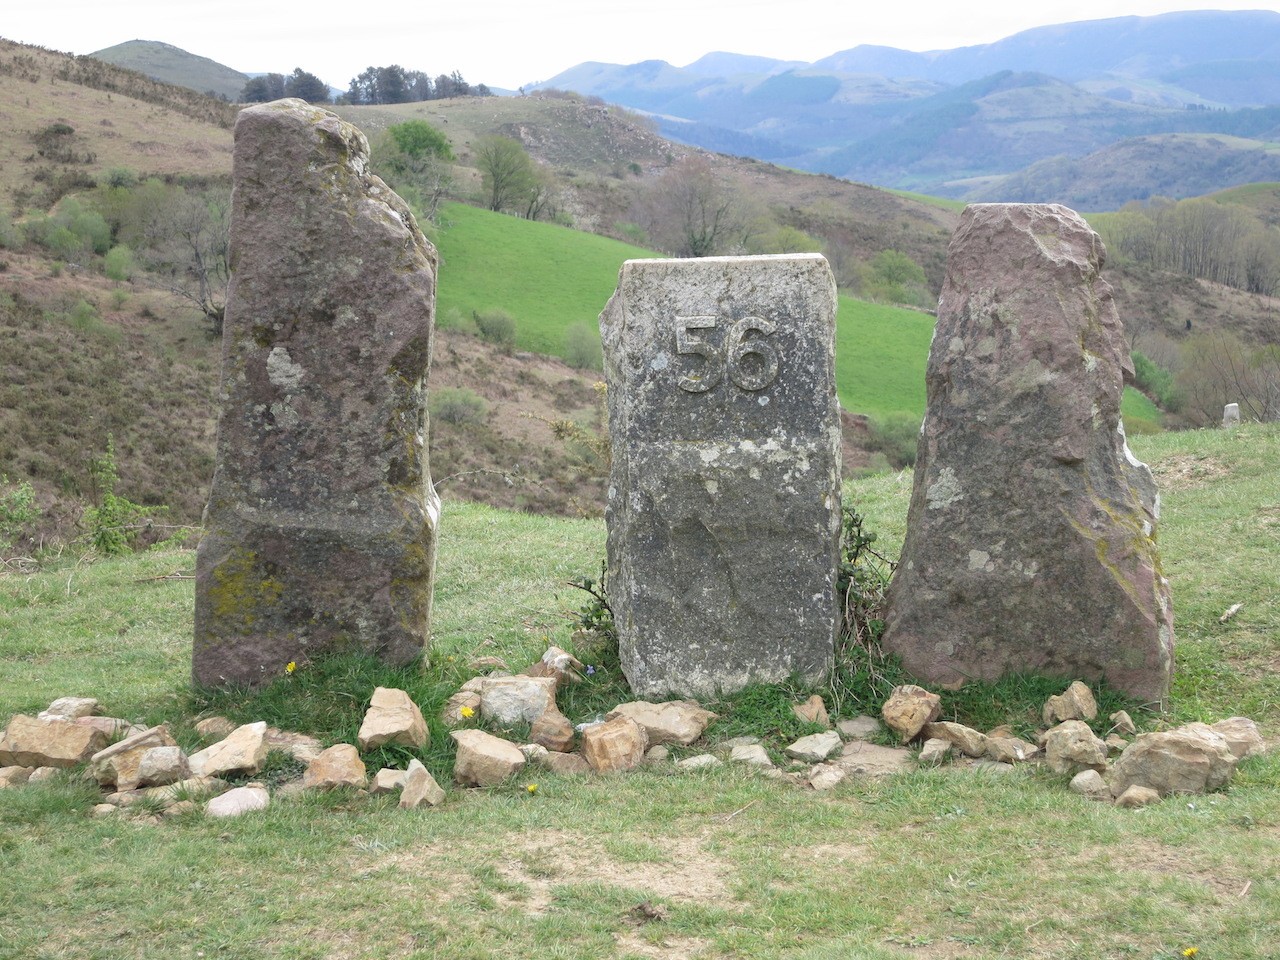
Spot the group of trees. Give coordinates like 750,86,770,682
240,68,330,104
345,66,490,105
1094,196,1280,296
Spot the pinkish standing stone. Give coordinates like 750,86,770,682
193,99,439,688
883,204,1173,703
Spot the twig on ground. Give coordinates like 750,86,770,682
133,570,196,583
720,799,759,823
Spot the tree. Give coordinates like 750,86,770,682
377,121,455,223
638,156,744,257
240,73,286,103
388,120,453,161
284,68,330,104
474,136,538,214
1176,329,1280,424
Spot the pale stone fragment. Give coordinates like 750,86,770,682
985,737,1039,764
91,803,119,818
529,707,576,753
136,746,190,788
451,730,526,787
399,759,445,809
1209,717,1266,760
206,785,270,818
676,754,721,771
807,764,847,791
1069,769,1112,801
538,752,591,776
835,716,882,740
883,204,1173,703
922,721,988,758
792,695,830,727
441,691,482,728
480,676,558,726
730,744,774,767
580,715,648,773
73,716,133,739
881,685,942,742
371,768,409,795
1043,720,1108,774
358,687,428,751
606,701,717,746
835,741,916,777
918,738,951,765
0,715,108,769
785,731,842,763
1115,785,1162,808
38,697,99,720
265,728,325,764
188,722,268,780
89,725,178,790
302,744,367,790
1109,726,1238,798
520,744,549,763
193,99,438,688
600,254,842,698
1042,681,1099,725
28,767,60,784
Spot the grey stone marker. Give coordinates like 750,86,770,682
599,254,842,699
193,100,439,688
883,203,1173,704
1223,402,1241,428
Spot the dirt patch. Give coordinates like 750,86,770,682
1149,453,1232,490
614,930,711,959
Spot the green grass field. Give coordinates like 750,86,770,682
2,425,1277,959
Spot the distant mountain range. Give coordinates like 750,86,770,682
534,10,1280,208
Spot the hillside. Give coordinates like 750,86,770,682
89,40,248,101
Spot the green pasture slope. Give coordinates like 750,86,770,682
434,202,1155,425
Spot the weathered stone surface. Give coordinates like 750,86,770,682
676,754,722,771
193,99,439,688
1044,720,1108,774
399,758,445,809
807,763,847,790
834,741,916,777
922,721,988,758
1209,717,1266,760
1069,769,1112,801
538,752,591,776
451,730,525,787
188,722,268,779
1043,681,1099,725
785,731,842,763
195,717,237,739
370,767,409,795
38,697,99,720
919,738,952,765
606,701,717,746
1115,784,1161,808
143,777,230,806
0,715,107,769
792,695,830,727
523,647,585,690
836,716,882,740
730,744,774,767
0,766,33,788
302,744,367,790
73,716,134,739
529,707,576,753
644,745,670,763
1223,402,1241,428
480,676,558,726
519,743,549,764
28,767,60,784
358,687,428,751
1109,726,1238,798
441,691,481,727
1109,710,1137,736
89,725,178,790
91,803,119,818
136,746,190,788
581,715,648,773
207,785,270,818
882,204,1174,703
600,254,842,698
265,728,325,764
985,736,1039,764
881,685,942,742
1105,734,1129,755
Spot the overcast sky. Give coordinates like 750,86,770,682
4,1,1275,91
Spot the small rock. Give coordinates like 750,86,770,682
729,744,773,767
581,715,648,773
89,725,179,790
370,768,410,795
206,785,270,818
1042,681,1099,725
302,744,367,790
1043,720,1108,774
188,722,269,780
529,707,576,753
163,800,199,817
644,745,670,763
91,803,119,818
676,754,721,771
0,766,33,788
881,685,942,742
538,752,591,776
985,737,1039,764
38,697,100,720
922,721,988,758
835,741,916,777
969,759,1018,776
792,695,830,727
195,716,238,739
136,746,190,788
785,731,842,763
104,789,146,807
480,675,558,726
0,715,108,769
264,728,325,764
1115,784,1162,808
717,736,761,752
835,716,882,740
1109,710,1137,736
607,700,717,746
27,766,60,784
399,759,445,809
1109,725,1237,798
1209,717,1266,760
468,655,510,672
519,743,549,763
357,687,428,752
441,691,482,727
523,647,586,689
807,764,847,790
73,716,133,738
143,776,230,807
918,738,951,765
459,677,486,694
1105,734,1129,755
452,730,526,786
987,724,1017,740
1069,769,1112,801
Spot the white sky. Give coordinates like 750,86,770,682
3,1,1275,91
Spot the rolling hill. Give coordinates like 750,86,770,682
89,39,248,101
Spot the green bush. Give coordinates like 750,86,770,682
563,321,603,370
82,436,165,556
1131,350,1184,412
0,475,41,555
429,387,487,426
104,244,135,282
436,306,477,335
474,309,517,351
866,412,922,469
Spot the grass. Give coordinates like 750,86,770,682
3,425,1279,959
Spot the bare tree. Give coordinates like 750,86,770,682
473,135,537,214
637,156,743,257
146,191,230,336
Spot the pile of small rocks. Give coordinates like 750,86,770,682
1,667,1268,819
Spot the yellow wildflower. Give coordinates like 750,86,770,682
526,784,538,795
285,661,297,675
1183,950,1198,958
459,705,475,719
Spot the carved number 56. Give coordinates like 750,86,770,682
674,315,780,393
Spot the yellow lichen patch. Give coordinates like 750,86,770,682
205,547,284,630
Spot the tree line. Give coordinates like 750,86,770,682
241,65,491,105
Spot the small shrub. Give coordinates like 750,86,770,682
65,299,98,333
81,436,166,555
103,244,135,282
1131,350,1184,412
429,387,487,426
109,289,129,310
436,306,477,335
0,475,41,555
866,412,921,469
474,309,517,351
563,322,603,371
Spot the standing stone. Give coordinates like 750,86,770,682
193,99,438,688
600,254,842,698
883,204,1174,703
1223,403,1240,428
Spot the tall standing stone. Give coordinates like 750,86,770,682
883,203,1173,703
194,99,439,688
600,254,842,698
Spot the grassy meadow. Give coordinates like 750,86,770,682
2,424,1278,960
